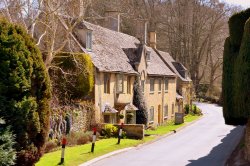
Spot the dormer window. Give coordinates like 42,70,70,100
86,31,92,51
146,51,151,61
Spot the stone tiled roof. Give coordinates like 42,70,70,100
125,45,176,77
75,21,139,74
145,47,176,77
157,51,192,82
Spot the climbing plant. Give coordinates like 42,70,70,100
50,53,94,102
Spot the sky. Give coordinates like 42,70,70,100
222,0,250,9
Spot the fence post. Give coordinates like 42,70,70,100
59,137,67,164
117,123,124,144
91,127,97,153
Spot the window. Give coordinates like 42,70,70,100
146,51,151,61
150,78,154,93
86,31,92,51
158,79,162,92
172,103,175,114
116,74,124,93
104,114,116,124
104,73,110,94
127,76,131,94
164,105,168,118
141,80,145,93
149,106,154,122
164,78,169,92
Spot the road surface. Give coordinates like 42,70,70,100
91,103,244,166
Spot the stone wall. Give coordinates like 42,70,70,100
101,123,144,139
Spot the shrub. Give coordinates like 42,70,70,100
66,131,94,146
0,118,16,166
0,18,51,165
102,124,118,138
184,105,190,114
133,77,148,125
44,139,59,153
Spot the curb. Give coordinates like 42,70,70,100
137,115,204,147
79,115,203,166
79,147,134,166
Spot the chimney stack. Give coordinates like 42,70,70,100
149,31,156,49
104,10,120,32
135,20,148,44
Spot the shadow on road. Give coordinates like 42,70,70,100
187,126,244,166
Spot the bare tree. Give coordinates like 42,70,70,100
1,0,91,68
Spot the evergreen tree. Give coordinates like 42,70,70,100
0,118,16,166
0,18,51,165
133,77,148,125
222,8,250,125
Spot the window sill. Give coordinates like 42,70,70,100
165,91,168,93
164,116,168,120
149,92,154,94
158,91,161,94
149,121,154,124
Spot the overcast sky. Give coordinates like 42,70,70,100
222,0,250,9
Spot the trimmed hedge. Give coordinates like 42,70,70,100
223,9,250,125
228,8,250,49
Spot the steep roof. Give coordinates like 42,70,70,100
123,44,143,66
125,45,176,77
157,50,192,82
75,21,139,74
145,47,176,77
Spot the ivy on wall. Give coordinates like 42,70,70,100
50,53,94,102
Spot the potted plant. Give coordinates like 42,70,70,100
119,114,124,119
126,112,134,124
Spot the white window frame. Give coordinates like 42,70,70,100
164,78,169,93
104,73,110,94
149,106,154,123
116,74,124,94
158,79,162,93
164,105,168,119
86,31,92,51
127,76,131,94
172,103,175,115
150,78,154,93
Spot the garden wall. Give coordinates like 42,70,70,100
100,123,144,139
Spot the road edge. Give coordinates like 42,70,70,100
79,115,204,166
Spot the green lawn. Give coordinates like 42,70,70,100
145,115,201,135
36,114,201,166
36,137,154,166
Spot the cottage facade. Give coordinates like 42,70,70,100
70,18,191,126
73,21,140,124
157,51,192,112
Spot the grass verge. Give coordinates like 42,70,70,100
36,114,201,166
145,114,201,135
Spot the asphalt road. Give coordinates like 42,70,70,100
91,103,244,166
